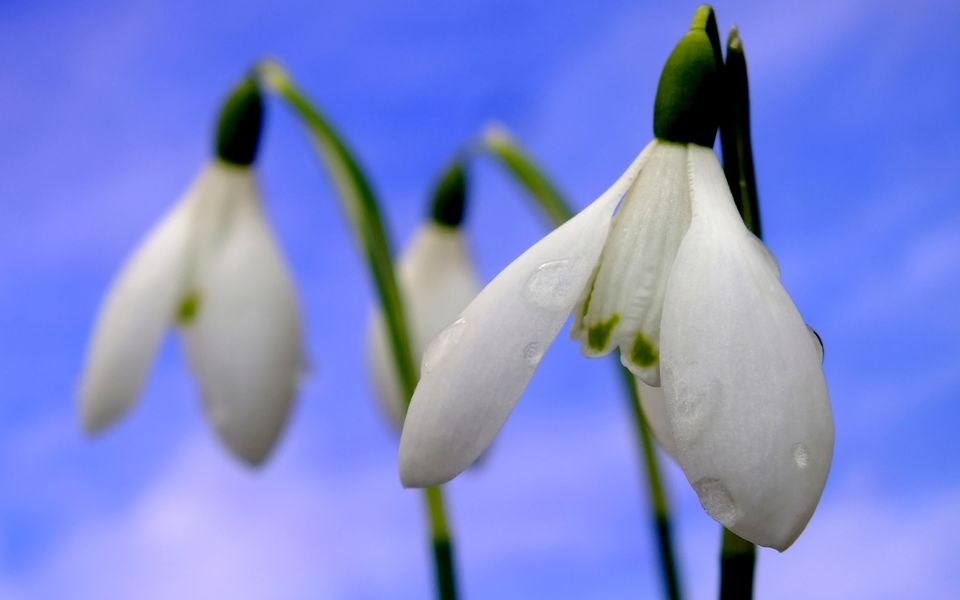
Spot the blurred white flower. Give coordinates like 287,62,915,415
399,139,833,550
79,162,304,465
79,80,305,466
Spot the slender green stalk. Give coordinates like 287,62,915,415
479,128,682,600
257,61,458,600
720,529,756,600
480,125,574,228
425,487,456,599
256,61,418,398
717,27,759,600
617,364,682,600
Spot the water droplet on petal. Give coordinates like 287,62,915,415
671,386,705,439
793,442,809,469
522,342,544,365
694,477,739,524
524,260,575,309
422,318,466,374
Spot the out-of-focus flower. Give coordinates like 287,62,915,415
78,78,305,466
368,162,481,428
398,7,833,551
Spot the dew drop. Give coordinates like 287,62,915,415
522,342,544,365
671,391,705,439
422,318,466,374
524,260,575,309
694,477,739,524
793,442,809,469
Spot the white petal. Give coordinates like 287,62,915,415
659,145,833,550
572,141,690,386
367,223,482,430
399,151,648,487
78,179,200,432
635,378,677,459
181,164,305,466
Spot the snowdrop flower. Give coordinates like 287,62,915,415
399,7,833,550
78,78,305,466
368,162,481,428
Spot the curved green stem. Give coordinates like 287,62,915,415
478,127,682,600
257,61,458,600
256,61,417,398
480,125,574,228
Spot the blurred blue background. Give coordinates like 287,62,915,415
2,0,959,598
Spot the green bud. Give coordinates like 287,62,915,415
653,5,723,147
215,77,264,166
429,160,468,228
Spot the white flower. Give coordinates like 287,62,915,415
367,221,481,429
398,140,833,550
78,161,305,466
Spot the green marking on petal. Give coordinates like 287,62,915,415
588,314,620,351
630,332,659,367
580,276,597,319
176,291,202,325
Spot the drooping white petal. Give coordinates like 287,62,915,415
635,378,677,459
181,164,305,466
78,179,200,432
399,151,649,487
368,223,482,430
659,145,833,551
572,141,690,386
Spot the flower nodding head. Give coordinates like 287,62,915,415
653,4,723,148
215,77,264,166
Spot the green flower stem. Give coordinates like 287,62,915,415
257,61,459,600
720,529,756,600
718,27,760,600
617,363,682,600
480,126,574,228
256,62,417,398
426,486,457,599
479,129,682,600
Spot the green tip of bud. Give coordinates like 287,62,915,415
692,4,723,64
728,25,742,53
653,4,723,147
215,77,264,166
430,160,468,227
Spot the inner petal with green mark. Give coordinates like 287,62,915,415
571,141,692,386
176,290,203,325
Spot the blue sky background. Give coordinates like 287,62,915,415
2,0,959,598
